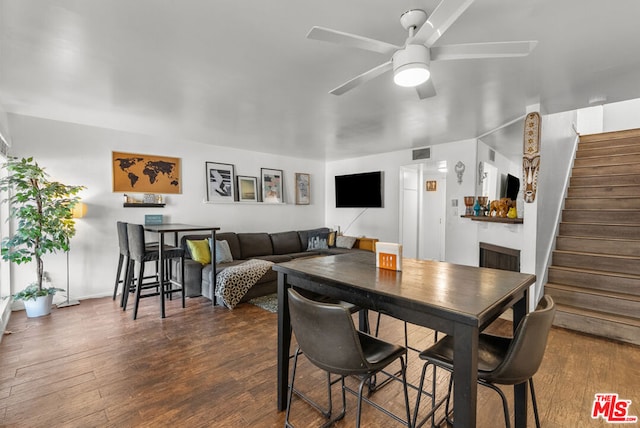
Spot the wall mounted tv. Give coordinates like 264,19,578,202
501,173,521,201
335,171,384,208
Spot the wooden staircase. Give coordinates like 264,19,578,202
545,128,640,346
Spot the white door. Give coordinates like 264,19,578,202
399,164,446,261
400,166,419,259
420,175,446,261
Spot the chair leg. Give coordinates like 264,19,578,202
113,254,124,300
481,380,511,428
285,348,346,428
529,378,541,428
444,374,454,425
180,255,185,308
133,262,145,320
121,259,134,310
413,362,434,428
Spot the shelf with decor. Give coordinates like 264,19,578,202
460,215,523,224
123,203,166,208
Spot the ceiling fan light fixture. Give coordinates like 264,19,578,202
392,44,430,87
394,64,430,87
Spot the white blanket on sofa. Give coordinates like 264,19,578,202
215,259,274,309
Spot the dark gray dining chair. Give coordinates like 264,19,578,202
413,295,556,428
285,288,411,428
126,223,185,319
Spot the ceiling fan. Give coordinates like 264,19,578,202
307,0,537,99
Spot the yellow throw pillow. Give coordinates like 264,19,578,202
187,239,211,265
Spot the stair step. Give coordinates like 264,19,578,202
579,128,640,145
567,184,640,197
574,153,640,168
548,265,640,296
556,235,640,256
572,163,640,176
546,283,640,318
570,173,640,187
552,250,640,276
564,197,640,209
560,222,640,239
561,209,640,224
576,144,640,158
552,303,640,346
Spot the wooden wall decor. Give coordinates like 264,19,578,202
112,151,181,194
523,112,541,203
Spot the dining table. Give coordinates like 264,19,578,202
274,251,536,427
143,223,220,317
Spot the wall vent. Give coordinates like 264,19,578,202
412,147,431,160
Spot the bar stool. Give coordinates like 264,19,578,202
126,223,185,319
113,221,159,309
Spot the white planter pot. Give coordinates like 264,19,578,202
23,294,54,318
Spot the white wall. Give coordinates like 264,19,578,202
6,114,326,302
324,138,480,265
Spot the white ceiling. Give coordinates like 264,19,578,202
1,0,639,160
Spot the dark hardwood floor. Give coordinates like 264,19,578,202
1,295,638,427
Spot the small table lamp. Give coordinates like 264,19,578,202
58,202,86,308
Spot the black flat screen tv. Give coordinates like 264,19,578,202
503,173,521,201
335,171,383,208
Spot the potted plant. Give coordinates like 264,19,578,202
0,157,85,317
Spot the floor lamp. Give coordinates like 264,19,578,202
58,201,86,308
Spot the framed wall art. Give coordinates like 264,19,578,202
261,168,284,203
112,151,181,194
205,162,235,202
237,175,258,202
295,173,310,205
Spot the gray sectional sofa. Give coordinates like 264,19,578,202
179,227,371,304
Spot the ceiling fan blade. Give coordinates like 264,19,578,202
329,61,393,95
414,0,475,47
431,41,537,61
307,26,401,55
416,78,437,100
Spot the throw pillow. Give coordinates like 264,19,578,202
327,231,337,248
210,238,233,263
307,231,329,251
336,235,357,249
187,239,211,265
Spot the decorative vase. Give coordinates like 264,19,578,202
23,294,54,318
507,207,517,219
463,196,475,216
473,199,481,216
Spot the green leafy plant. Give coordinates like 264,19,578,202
0,157,85,301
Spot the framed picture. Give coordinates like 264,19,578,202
112,151,181,194
237,176,258,202
205,162,235,202
295,173,310,205
261,168,284,203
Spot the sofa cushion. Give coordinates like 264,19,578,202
216,232,242,260
252,254,293,263
213,239,233,263
238,233,273,258
186,239,211,264
270,231,302,255
298,227,330,251
336,235,357,249
181,232,241,261
307,230,329,251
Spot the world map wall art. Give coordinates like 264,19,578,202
112,151,181,194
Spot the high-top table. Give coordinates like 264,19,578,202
274,252,536,427
143,223,220,317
